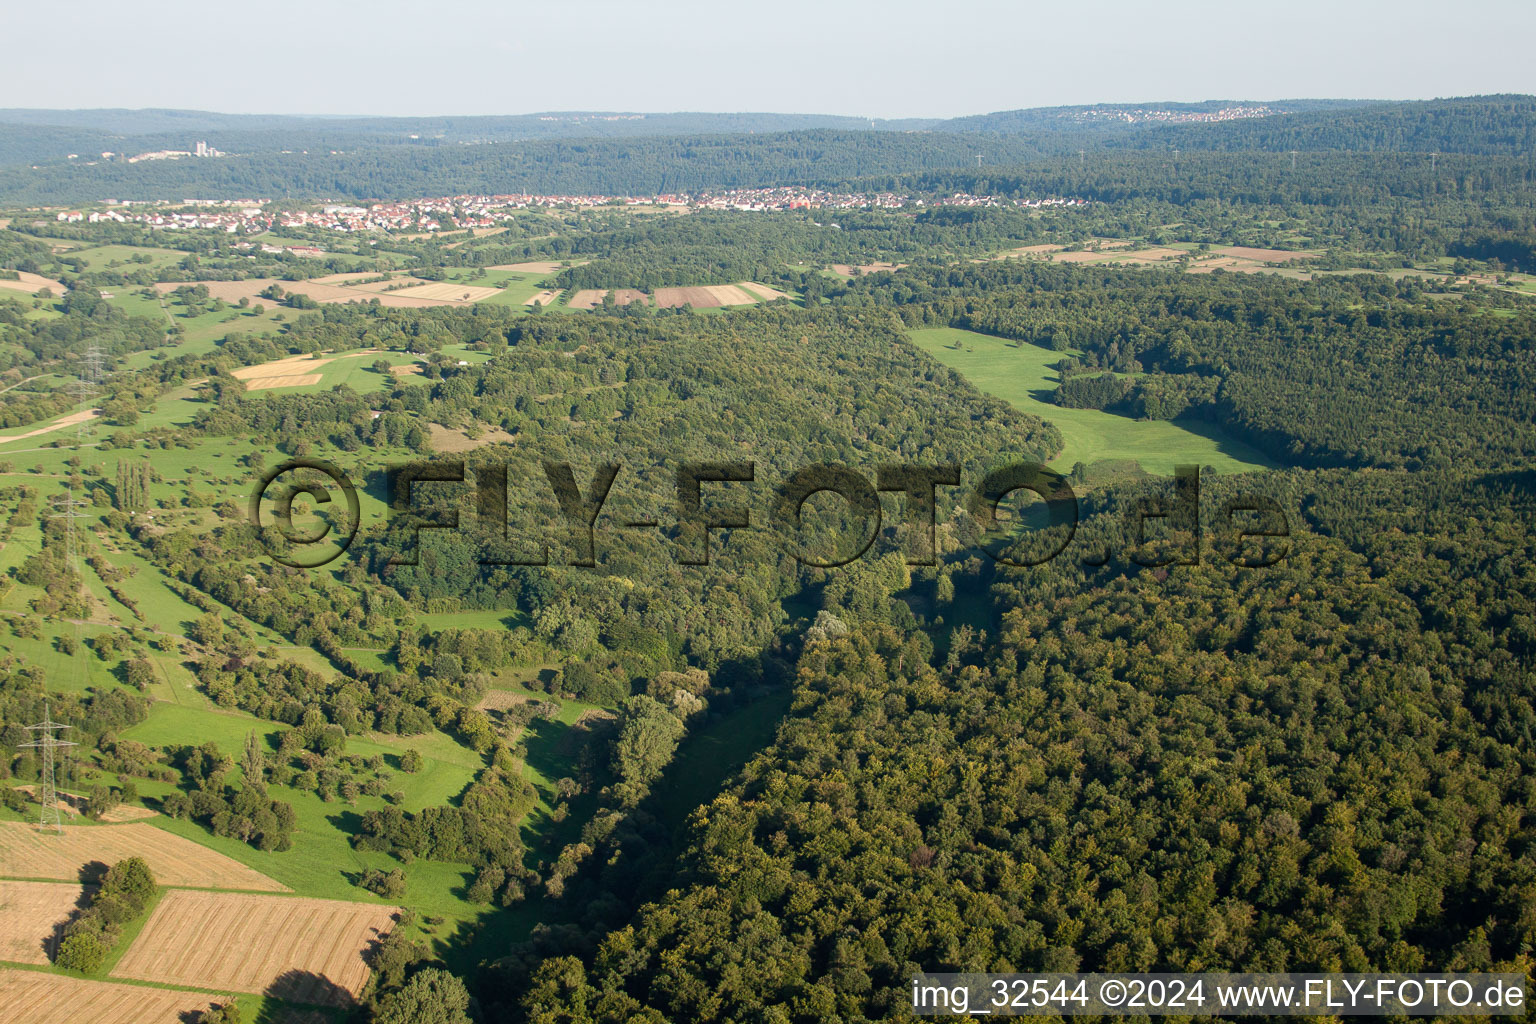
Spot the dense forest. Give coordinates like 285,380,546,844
0,94,1533,1024
2,96,1531,204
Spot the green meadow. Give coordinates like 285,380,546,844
908,327,1274,475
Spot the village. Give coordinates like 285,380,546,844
50,186,1086,237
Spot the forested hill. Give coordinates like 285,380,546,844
0,131,1048,204
0,96,1530,203
1127,94,1536,155
943,96,1536,155
0,110,941,167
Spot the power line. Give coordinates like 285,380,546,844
22,703,76,835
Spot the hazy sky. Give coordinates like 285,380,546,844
6,0,1532,118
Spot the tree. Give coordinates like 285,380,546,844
610,695,685,802
188,612,224,647
241,730,266,788
199,1000,243,1024
373,968,474,1024
56,931,110,973
400,749,423,773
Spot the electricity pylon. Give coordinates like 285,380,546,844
22,704,76,834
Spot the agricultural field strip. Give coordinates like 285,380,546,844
0,821,289,892
110,889,399,1004
0,880,87,964
0,967,228,1024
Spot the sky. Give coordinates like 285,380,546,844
5,0,1533,119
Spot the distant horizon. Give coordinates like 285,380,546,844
4,0,1533,119
2,95,1522,124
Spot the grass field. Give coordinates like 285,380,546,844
908,328,1274,475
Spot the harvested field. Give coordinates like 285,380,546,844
230,350,378,388
0,880,88,964
244,374,322,390
341,277,431,293
112,890,398,1005
307,271,387,284
1115,247,1187,263
12,786,157,823
390,282,501,302
568,288,648,310
154,278,472,309
477,689,535,712
828,262,905,276
446,226,510,247
524,289,561,306
654,284,757,308
0,968,228,1024
230,354,333,382
389,362,425,378
1187,257,1243,273
1049,250,1118,263
737,281,790,301
0,821,287,891
427,423,517,452
0,408,99,445
0,272,65,295
1214,245,1317,263
488,261,565,274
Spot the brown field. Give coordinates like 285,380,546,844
307,271,389,285
0,271,65,295
341,277,431,293
389,362,425,378
0,408,100,445
0,881,88,964
0,968,229,1024
154,278,472,309
477,689,535,712
244,374,323,391
230,354,334,382
445,226,509,247
0,821,288,891
567,288,648,310
427,423,518,452
229,350,378,389
1049,249,1118,263
524,289,561,306
11,787,157,823
390,282,501,302
828,261,905,276
1187,257,1242,273
111,890,398,1005
488,261,565,274
1214,245,1317,263
653,284,758,308
1114,247,1187,263
736,281,790,302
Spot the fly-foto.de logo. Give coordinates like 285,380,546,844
249,458,1290,571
